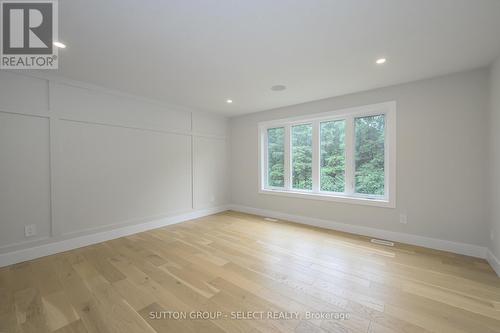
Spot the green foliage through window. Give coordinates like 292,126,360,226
292,124,312,190
264,111,388,199
267,127,285,187
320,120,345,192
355,115,385,196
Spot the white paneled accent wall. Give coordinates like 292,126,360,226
193,136,229,209
0,71,229,261
57,122,192,235
0,113,51,246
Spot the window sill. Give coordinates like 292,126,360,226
259,188,395,208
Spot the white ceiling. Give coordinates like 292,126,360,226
51,0,500,116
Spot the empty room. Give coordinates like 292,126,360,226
2,0,500,332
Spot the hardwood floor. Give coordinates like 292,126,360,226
1,211,499,333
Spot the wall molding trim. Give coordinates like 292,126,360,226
0,205,228,268
5,69,197,115
228,204,489,260
0,108,227,141
487,250,500,277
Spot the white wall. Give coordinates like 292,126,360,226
0,71,229,258
489,57,500,267
0,67,494,265
230,69,490,251
0,113,51,246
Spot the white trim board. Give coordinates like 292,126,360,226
229,204,488,260
487,250,500,277
0,205,228,268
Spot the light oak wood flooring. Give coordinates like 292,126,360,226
1,211,499,333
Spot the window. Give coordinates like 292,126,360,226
320,120,345,193
292,124,313,190
259,102,396,208
267,127,285,188
355,114,385,195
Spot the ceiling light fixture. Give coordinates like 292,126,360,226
271,85,286,91
376,58,387,64
53,41,67,48
226,99,233,104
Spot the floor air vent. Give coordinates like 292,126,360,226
370,238,395,247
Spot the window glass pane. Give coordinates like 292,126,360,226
292,124,312,190
320,120,345,192
355,114,385,195
267,127,284,187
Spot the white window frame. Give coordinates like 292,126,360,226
258,101,396,208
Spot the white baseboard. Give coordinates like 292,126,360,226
3,203,496,277
0,205,228,268
487,250,500,276
229,204,488,260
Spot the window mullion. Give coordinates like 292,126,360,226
262,128,268,189
312,121,320,193
284,125,291,190
345,116,355,195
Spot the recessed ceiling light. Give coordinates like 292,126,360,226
376,58,387,64
271,85,286,91
226,99,233,104
53,41,67,48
